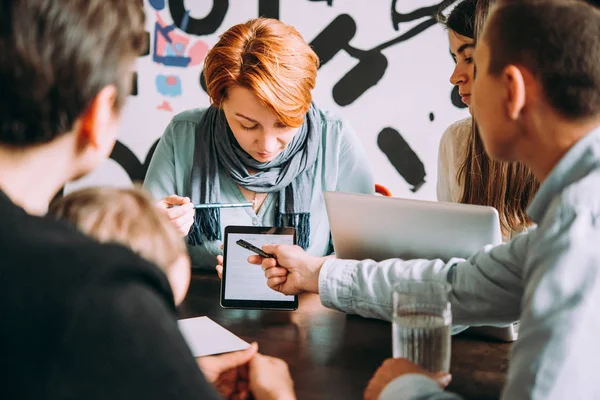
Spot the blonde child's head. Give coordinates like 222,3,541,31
49,186,190,305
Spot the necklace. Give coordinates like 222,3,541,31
252,192,258,211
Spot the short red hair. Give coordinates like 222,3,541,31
204,18,319,128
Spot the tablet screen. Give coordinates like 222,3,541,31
222,226,296,308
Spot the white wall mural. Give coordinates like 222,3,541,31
65,0,469,201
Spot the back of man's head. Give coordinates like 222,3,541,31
0,0,145,146
484,0,600,120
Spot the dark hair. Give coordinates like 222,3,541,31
486,0,600,120
0,0,146,146
438,0,477,39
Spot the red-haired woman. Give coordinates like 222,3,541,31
144,18,374,270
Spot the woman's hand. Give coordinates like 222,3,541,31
216,255,224,279
156,195,195,237
216,244,224,279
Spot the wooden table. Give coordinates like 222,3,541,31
179,274,511,400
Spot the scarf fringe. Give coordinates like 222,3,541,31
277,212,310,250
187,208,221,246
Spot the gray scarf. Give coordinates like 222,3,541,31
188,104,321,249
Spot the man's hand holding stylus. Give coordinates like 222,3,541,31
247,244,327,295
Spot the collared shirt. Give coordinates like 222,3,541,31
319,128,600,399
144,107,375,269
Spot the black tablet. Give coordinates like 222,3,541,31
220,225,298,310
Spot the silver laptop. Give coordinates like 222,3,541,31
324,192,502,262
324,192,518,342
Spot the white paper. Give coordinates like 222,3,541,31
178,316,250,357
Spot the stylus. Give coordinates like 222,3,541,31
236,239,275,258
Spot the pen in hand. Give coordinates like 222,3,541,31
236,239,275,258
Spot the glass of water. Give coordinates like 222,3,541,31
392,280,452,373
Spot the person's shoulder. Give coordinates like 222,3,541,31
441,116,472,146
0,204,173,310
58,228,172,298
315,106,358,149
162,108,211,142
439,117,472,168
558,169,600,217
534,169,600,245
171,107,210,125
318,106,344,124
0,197,176,393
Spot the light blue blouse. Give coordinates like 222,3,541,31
144,107,375,269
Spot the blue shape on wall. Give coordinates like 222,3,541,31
156,74,183,97
149,0,166,11
153,22,192,67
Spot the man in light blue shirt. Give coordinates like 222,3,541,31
252,1,600,398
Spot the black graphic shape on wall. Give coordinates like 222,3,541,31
141,31,151,56
372,17,438,52
333,51,388,106
168,0,229,36
131,72,138,96
308,0,334,5
311,14,356,65
451,85,467,109
391,0,457,31
156,1,462,109
259,0,280,19
311,0,458,107
130,31,151,97
377,128,426,192
109,139,161,182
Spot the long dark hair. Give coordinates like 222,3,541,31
439,0,539,237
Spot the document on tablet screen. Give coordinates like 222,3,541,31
224,233,295,302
